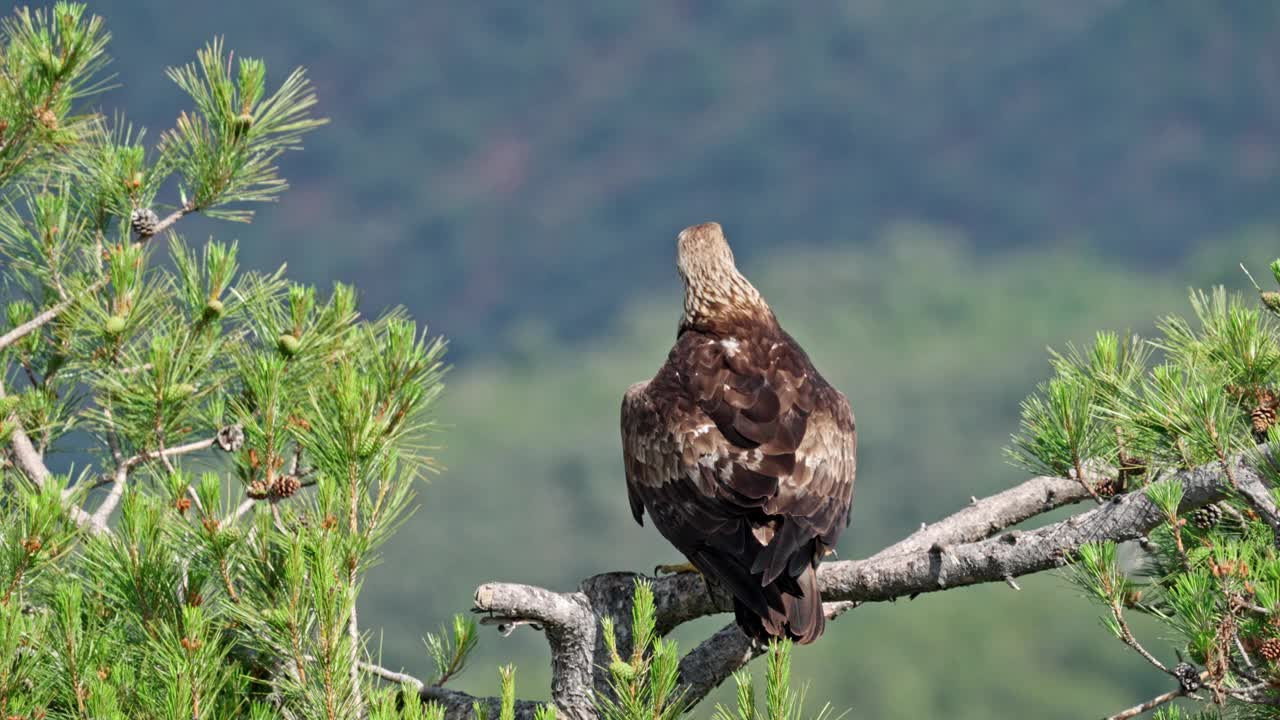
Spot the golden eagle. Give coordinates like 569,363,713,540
621,222,856,644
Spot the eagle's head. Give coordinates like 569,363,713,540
676,222,770,331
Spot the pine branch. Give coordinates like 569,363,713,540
440,453,1255,720
88,463,128,533
0,202,189,354
359,661,424,691
0,379,93,531
0,277,107,352
121,433,219,469
864,472,1097,562
1104,688,1187,720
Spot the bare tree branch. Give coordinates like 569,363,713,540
359,661,424,690
122,435,219,470
83,432,227,531
1105,687,1187,720
675,601,857,709
142,206,192,240
440,454,1253,720
89,463,129,533
473,582,596,719
865,473,1095,562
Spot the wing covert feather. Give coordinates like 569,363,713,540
621,329,855,588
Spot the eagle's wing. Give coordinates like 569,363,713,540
621,330,856,618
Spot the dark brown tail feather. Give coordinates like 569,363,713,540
732,564,824,645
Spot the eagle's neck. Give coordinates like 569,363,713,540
679,265,774,334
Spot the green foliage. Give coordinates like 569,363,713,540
159,38,327,220
1020,261,1280,715
0,6,448,719
598,580,685,720
712,642,838,720
466,665,550,720
1070,542,1133,609
1153,708,1220,720
1008,367,1109,479
592,582,834,720
425,614,479,686
1009,330,1153,482
0,4,110,187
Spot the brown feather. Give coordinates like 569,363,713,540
621,222,856,645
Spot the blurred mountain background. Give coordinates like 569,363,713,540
76,0,1280,716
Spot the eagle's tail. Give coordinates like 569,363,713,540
732,564,824,645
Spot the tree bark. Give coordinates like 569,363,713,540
413,454,1259,719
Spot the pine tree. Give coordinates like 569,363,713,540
0,5,478,718
1011,276,1280,715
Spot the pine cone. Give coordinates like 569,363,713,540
1261,637,1280,662
215,424,245,452
129,207,159,237
272,474,301,499
1095,477,1118,499
1173,662,1202,691
1253,404,1278,434
1191,503,1223,530
246,480,269,500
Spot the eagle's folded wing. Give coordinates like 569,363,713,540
621,332,855,593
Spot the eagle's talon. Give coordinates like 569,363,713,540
481,616,544,637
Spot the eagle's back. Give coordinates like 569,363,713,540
621,315,856,643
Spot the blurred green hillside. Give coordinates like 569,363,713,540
364,224,1280,718
84,0,1280,357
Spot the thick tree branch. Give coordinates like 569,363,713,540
674,601,857,709
442,454,1255,720
473,582,596,719
865,473,1095,562
420,686,547,719
1237,452,1280,532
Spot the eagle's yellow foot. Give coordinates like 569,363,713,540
654,561,700,576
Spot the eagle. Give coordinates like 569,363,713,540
621,222,856,645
